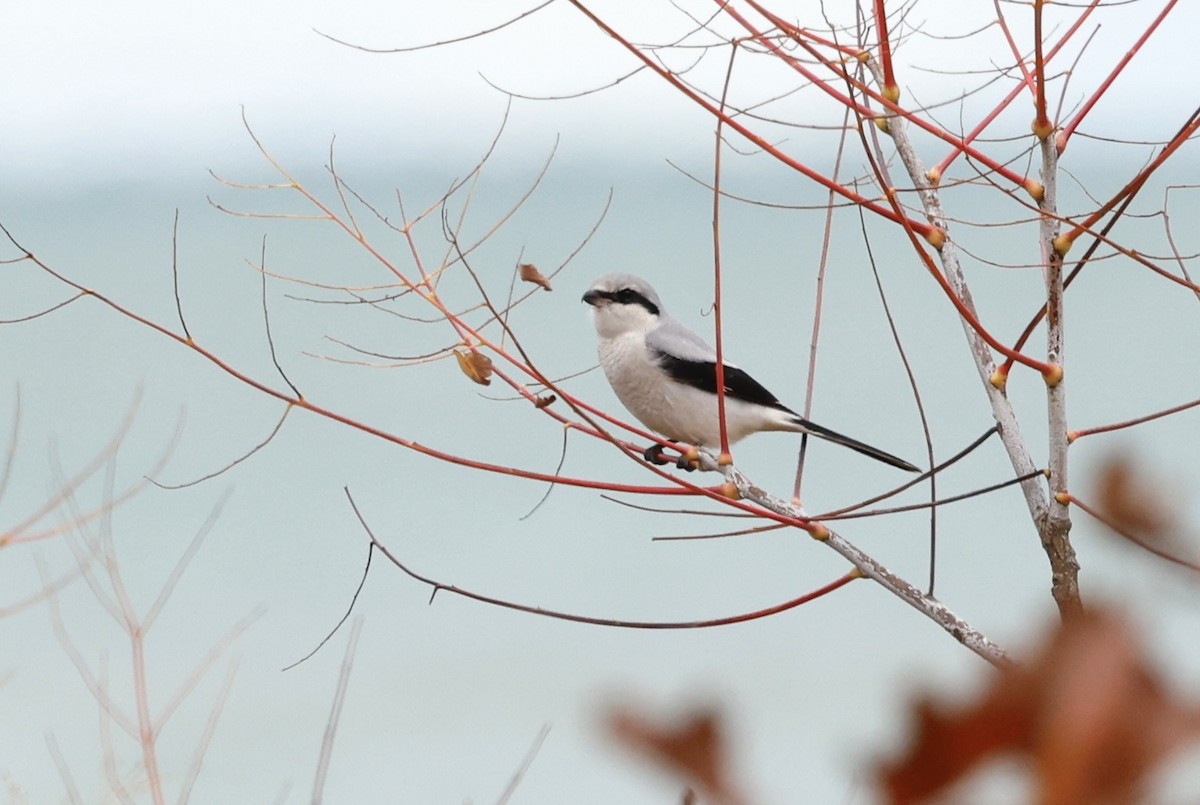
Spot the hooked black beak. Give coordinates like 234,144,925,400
582,289,605,307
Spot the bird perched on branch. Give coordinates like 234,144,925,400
582,272,918,472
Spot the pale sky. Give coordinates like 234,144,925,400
6,1,1197,177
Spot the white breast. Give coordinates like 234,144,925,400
596,333,783,446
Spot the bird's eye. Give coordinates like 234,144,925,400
612,287,658,315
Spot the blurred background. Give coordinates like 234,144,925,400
3,2,1200,802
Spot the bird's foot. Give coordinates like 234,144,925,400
643,443,697,472
643,443,670,465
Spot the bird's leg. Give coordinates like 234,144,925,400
642,441,698,472
643,443,672,465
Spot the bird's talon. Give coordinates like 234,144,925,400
643,444,670,465
675,454,697,472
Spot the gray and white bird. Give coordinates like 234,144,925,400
582,272,918,472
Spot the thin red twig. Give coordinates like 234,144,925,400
1057,0,1181,153
564,0,938,241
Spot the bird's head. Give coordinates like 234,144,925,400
582,273,663,339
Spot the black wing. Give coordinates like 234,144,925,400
651,350,793,413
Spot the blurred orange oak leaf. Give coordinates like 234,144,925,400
1095,455,1172,539
1090,455,1200,573
880,609,1200,804
608,706,745,805
519,262,552,291
454,349,493,386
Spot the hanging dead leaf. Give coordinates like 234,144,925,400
1095,455,1172,538
454,349,493,386
879,609,1200,804
1090,454,1200,572
534,394,556,409
608,705,745,805
519,263,552,291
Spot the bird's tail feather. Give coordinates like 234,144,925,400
791,416,919,472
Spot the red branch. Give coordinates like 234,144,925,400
873,0,897,101
563,0,937,240
1031,0,1052,140
733,0,1036,194
1069,396,1200,442
1055,107,1200,253
931,0,1101,181
1057,0,1181,153
1066,493,1200,574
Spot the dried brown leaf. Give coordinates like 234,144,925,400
519,263,552,291
454,349,493,386
608,706,744,805
1096,456,1172,538
1092,454,1200,572
880,609,1200,804
533,394,556,409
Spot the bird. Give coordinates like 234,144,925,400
581,272,919,472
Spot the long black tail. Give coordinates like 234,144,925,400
791,416,919,472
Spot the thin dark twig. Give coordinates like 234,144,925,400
314,0,555,54
346,488,856,629
796,103,853,499
259,237,302,399
171,209,192,341
481,64,646,101
0,292,87,324
818,469,1046,521
520,425,570,520
821,427,1001,518
149,405,293,490
856,200,938,594
653,522,786,541
598,494,755,518
710,35,737,458
1069,494,1200,575
1162,185,1200,305
326,137,362,239
283,540,373,672
501,247,523,352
